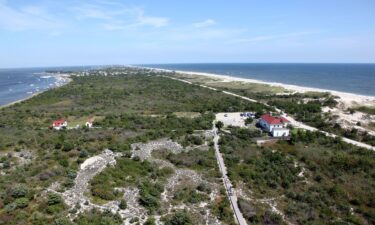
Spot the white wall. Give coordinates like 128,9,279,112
272,129,290,137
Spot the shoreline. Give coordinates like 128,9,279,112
145,67,375,107
0,73,72,109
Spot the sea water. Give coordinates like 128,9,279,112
0,66,91,106
142,63,375,96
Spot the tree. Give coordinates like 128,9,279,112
47,192,62,205
15,197,29,208
244,117,253,125
62,141,74,152
164,211,193,225
144,217,156,225
11,185,28,198
215,121,224,130
119,199,127,210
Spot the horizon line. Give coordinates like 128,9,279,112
1,62,375,70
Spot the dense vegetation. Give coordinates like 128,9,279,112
220,127,375,224
1,69,260,224
1,68,373,224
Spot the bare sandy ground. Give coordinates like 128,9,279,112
216,113,247,128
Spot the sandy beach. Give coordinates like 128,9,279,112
147,67,375,108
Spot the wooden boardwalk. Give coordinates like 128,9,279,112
212,124,247,225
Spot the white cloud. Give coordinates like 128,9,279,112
171,28,245,41
232,31,318,43
136,11,168,28
72,3,168,30
72,4,126,20
193,19,216,28
0,1,62,31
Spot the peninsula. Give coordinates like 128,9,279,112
0,67,374,225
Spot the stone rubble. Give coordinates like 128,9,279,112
48,138,223,224
60,149,119,217
131,138,184,161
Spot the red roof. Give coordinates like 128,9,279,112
53,120,66,127
261,114,289,125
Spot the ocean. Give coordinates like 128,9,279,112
0,66,92,106
1,64,374,107
142,63,375,97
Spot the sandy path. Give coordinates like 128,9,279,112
164,75,375,151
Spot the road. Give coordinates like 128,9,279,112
212,123,248,225
165,75,375,151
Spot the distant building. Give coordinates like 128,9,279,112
259,113,290,137
52,119,67,130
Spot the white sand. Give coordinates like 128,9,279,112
216,112,247,127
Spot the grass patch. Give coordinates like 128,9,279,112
353,106,375,115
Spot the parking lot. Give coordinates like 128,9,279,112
215,112,255,128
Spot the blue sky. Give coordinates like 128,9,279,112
0,0,375,67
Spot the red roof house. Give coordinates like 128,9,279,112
259,113,290,137
261,114,289,125
52,119,67,130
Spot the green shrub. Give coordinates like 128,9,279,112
11,185,28,198
15,197,29,208
47,192,62,205
62,141,74,152
91,186,116,201
138,181,163,213
144,217,156,225
163,210,194,225
54,217,74,225
75,209,122,225
119,199,127,210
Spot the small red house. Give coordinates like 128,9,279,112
52,119,67,130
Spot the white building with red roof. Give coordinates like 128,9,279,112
259,113,290,137
52,119,67,130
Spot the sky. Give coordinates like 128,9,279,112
0,0,375,68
